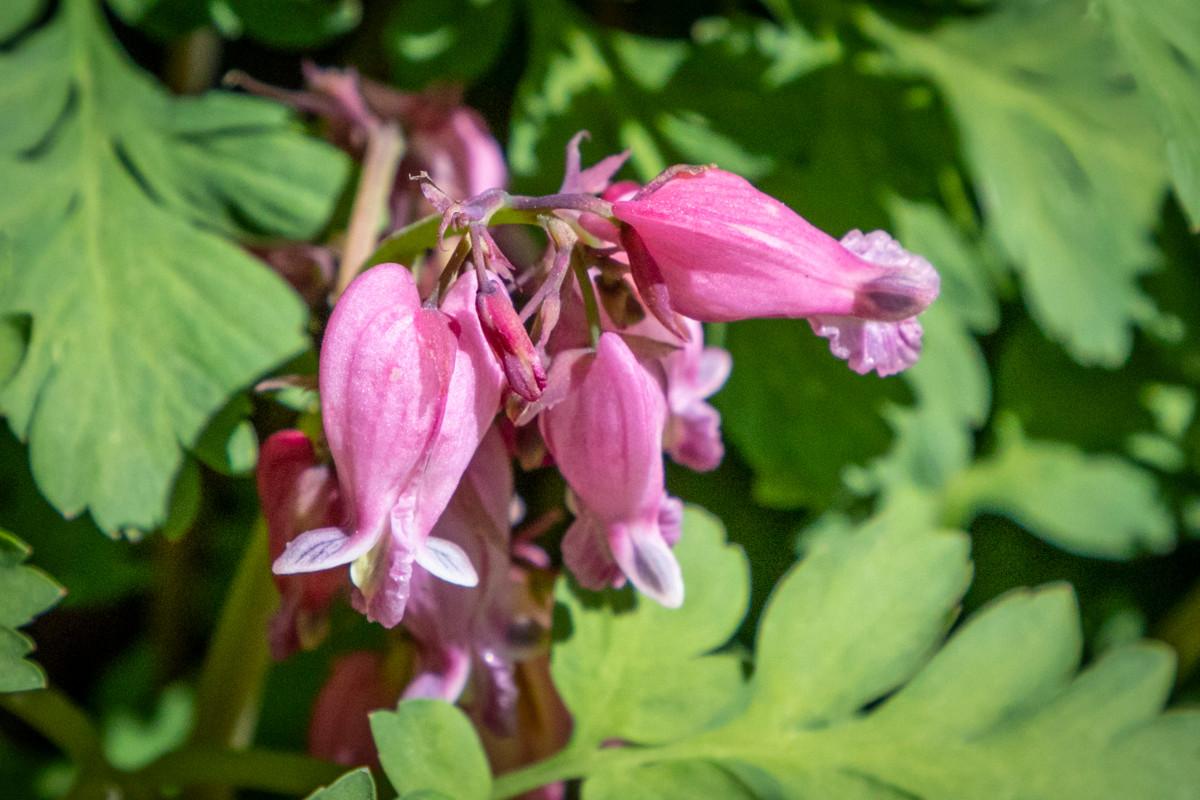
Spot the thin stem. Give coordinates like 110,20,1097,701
571,251,603,347
508,193,614,218
164,28,222,95
334,122,405,300
0,688,107,767
433,235,472,305
185,519,276,800
136,747,344,796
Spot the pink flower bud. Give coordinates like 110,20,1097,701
611,168,939,332
540,333,683,607
257,430,344,660
475,278,547,402
308,651,401,766
273,265,488,629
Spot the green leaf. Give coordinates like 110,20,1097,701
306,769,376,800
534,497,1199,800
0,529,64,693
384,0,514,90
370,700,491,800
108,0,361,48
510,0,837,190
862,1,1166,366
746,494,971,727
1102,0,1200,228
945,417,1175,559
0,0,44,38
0,0,349,533
553,506,750,745
718,319,905,509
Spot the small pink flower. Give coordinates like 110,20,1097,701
273,265,487,628
658,319,731,472
612,168,939,375
403,428,518,733
540,333,683,607
308,651,400,767
257,430,345,661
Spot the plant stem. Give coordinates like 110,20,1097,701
185,519,276,800
571,252,603,346
508,193,614,218
136,747,344,796
334,122,405,300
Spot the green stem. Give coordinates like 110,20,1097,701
136,747,344,796
185,519,276,800
366,208,545,271
571,253,603,346
0,688,106,767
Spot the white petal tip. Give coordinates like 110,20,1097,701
417,537,480,587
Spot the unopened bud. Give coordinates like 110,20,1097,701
476,279,548,402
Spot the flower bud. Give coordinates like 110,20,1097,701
475,278,547,402
540,333,683,607
258,430,344,660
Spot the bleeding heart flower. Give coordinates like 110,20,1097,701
540,333,683,607
273,264,486,628
612,168,939,375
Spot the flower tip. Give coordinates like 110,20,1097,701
842,229,940,321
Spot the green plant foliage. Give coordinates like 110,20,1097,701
719,319,906,508
385,0,514,90
306,769,377,800
371,700,492,800
0,530,64,693
381,502,1199,798
945,417,1174,560
862,1,1165,367
0,0,349,533
107,0,361,48
1102,0,1200,228
509,0,838,189
552,507,749,745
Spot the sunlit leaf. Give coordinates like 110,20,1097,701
0,530,63,693
863,0,1166,366
371,700,491,800
0,0,349,533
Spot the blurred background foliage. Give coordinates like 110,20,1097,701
1,0,1198,796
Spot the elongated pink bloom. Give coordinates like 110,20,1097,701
612,169,939,375
274,265,489,628
540,333,683,607
403,428,517,732
258,430,345,660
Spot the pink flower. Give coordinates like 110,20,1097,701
257,430,345,660
658,319,731,472
403,428,518,733
612,168,939,375
273,264,489,628
540,333,683,607
308,651,401,767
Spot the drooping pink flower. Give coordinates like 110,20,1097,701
540,333,683,607
612,168,939,375
257,430,345,661
308,650,401,767
403,428,517,732
273,264,486,628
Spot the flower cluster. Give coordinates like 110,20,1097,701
255,128,939,759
